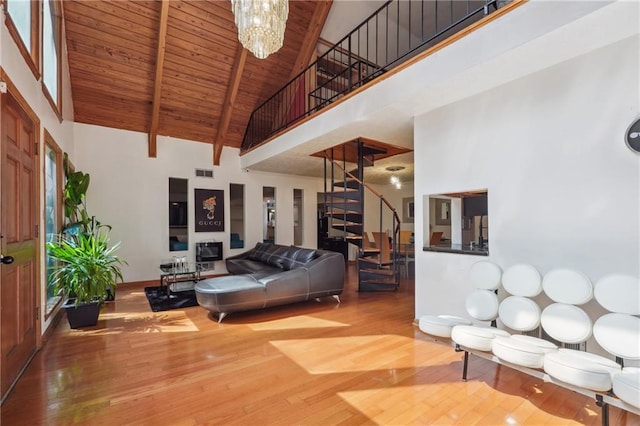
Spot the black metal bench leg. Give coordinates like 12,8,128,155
596,395,609,426
454,345,469,382
462,351,469,381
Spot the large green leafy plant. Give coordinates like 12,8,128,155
48,154,126,306
62,152,91,234
47,220,126,305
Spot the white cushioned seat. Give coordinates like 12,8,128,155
490,264,554,369
541,303,593,344
613,367,640,409
499,296,541,331
592,275,640,408
469,261,502,290
542,268,593,305
544,348,621,391
465,289,499,321
492,335,556,369
501,264,543,297
593,313,640,360
418,314,471,338
510,334,558,351
451,325,510,352
594,274,640,315
420,261,502,339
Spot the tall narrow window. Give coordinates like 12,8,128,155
293,189,303,246
230,184,245,249
44,133,63,317
5,0,40,77
263,187,276,244
42,0,61,115
169,178,189,251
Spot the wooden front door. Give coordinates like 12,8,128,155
0,91,38,400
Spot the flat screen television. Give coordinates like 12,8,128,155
196,241,223,262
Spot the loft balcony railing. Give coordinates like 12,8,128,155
241,0,501,152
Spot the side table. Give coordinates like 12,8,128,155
159,262,202,297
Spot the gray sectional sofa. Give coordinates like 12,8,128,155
194,243,345,322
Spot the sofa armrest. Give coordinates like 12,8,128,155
259,268,310,305
304,250,345,294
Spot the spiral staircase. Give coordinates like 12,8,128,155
317,138,405,291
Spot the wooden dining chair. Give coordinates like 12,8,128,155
371,231,392,264
361,232,380,257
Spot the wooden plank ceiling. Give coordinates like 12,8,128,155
63,0,332,163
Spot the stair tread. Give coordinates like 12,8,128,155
326,213,363,220
359,258,394,265
360,278,398,284
359,268,395,275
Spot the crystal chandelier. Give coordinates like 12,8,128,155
230,0,289,59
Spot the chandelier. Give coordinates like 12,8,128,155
230,0,289,59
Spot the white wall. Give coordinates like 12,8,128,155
73,124,325,283
414,36,640,353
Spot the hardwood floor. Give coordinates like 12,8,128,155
2,264,639,425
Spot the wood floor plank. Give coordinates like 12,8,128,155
1,265,639,425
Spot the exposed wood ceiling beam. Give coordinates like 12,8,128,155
213,44,247,165
148,0,170,158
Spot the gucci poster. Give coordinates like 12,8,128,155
195,189,224,232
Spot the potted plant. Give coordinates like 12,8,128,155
48,154,126,327
47,220,126,328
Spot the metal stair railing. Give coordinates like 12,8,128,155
241,0,500,152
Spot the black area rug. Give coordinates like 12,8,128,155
144,286,199,312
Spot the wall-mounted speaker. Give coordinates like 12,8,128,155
625,117,640,154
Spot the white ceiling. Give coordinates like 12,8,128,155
240,1,637,185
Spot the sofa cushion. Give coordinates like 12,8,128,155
226,258,282,275
246,242,266,261
281,247,317,270
264,246,289,269
247,243,278,264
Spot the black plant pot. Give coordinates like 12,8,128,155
62,299,101,328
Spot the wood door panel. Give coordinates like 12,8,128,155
1,90,38,400
20,123,33,156
0,267,18,354
21,166,34,241
5,157,19,243
20,262,36,335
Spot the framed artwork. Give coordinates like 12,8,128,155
402,197,414,223
435,199,451,225
195,188,224,232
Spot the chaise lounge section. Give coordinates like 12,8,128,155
195,243,345,322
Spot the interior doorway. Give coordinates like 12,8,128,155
0,82,40,401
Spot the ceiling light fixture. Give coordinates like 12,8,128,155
386,165,405,189
390,175,402,189
230,0,289,59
